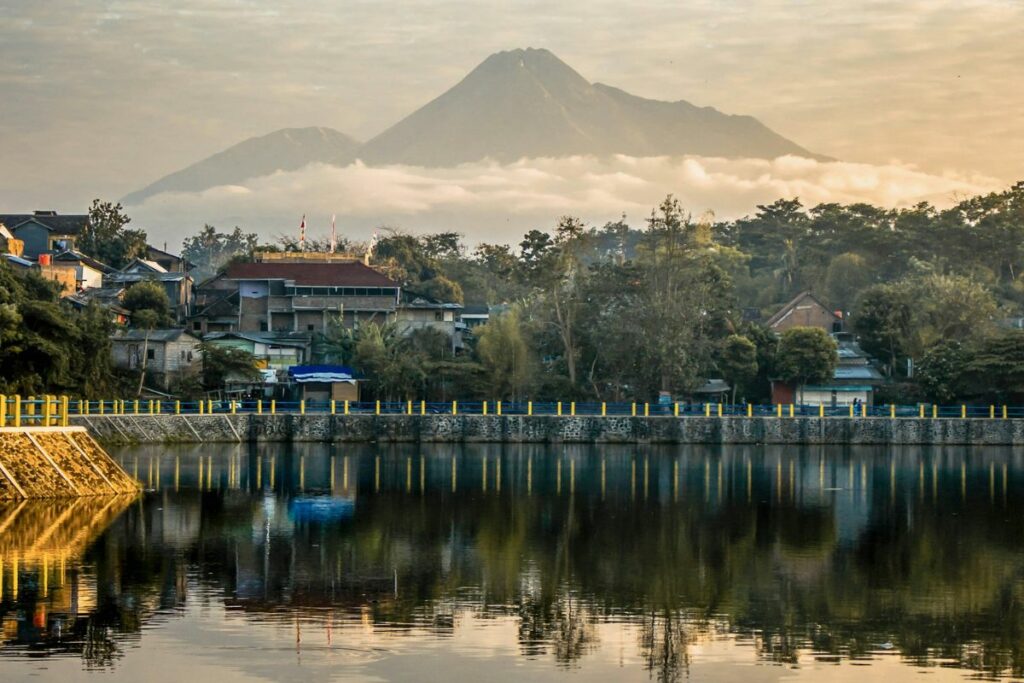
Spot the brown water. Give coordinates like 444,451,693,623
2,443,1024,682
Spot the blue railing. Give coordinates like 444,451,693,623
39,397,1024,420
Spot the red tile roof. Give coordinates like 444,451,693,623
226,261,399,287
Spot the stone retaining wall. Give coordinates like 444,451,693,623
70,414,1024,446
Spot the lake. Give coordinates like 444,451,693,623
3,443,1024,682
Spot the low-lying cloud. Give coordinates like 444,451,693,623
131,155,1001,246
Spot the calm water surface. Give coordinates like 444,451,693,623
3,443,1024,682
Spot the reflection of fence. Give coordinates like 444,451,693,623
38,396,1024,419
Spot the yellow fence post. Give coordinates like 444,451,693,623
452,400,458,415
301,399,307,415
133,399,139,415
747,403,753,418
174,400,180,415
819,403,824,418
672,402,678,418
557,401,562,416
420,400,426,416
271,399,276,415
777,403,783,418
631,402,636,417
527,401,533,416
571,401,576,417
0,394,6,427
705,403,710,417
961,404,967,419
643,403,649,417
61,395,69,427
257,399,262,414
13,395,21,427
375,400,380,415
43,394,52,427
26,396,35,425
789,404,795,418
919,404,924,418
344,400,350,415
849,404,854,418
603,402,609,417
482,401,488,416
331,400,337,415
890,404,896,419
198,400,204,415
231,400,236,415
1003,405,1008,419
497,401,502,416
208,399,213,414
990,405,995,419
718,403,723,417
932,404,937,419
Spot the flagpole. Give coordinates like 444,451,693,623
330,214,337,253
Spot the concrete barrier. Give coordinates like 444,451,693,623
70,414,1024,446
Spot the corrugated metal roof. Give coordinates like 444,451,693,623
834,366,884,380
0,214,89,235
113,328,199,342
226,262,398,287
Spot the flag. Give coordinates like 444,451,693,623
299,214,306,250
330,214,337,253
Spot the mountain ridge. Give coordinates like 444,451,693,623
123,48,827,205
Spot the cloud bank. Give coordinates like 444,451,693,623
130,155,1001,246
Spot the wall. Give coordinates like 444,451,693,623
71,414,1024,446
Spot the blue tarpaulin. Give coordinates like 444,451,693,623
288,365,357,383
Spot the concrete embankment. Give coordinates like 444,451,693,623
70,414,1024,446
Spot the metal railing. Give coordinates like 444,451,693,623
0,395,1019,424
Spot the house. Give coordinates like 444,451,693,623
460,304,491,329
766,291,843,334
202,331,309,371
215,259,401,333
0,211,89,259
0,223,25,257
36,253,78,293
146,245,192,273
111,329,201,391
45,250,114,293
104,258,193,321
771,333,885,406
66,287,131,325
288,365,360,403
2,253,36,274
395,291,465,352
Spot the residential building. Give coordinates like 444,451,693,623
216,260,401,333
0,224,24,257
111,329,201,390
46,250,114,292
288,365,360,402
66,287,131,325
104,258,193,321
146,245,192,273
395,291,465,351
203,331,309,371
771,333,885,406
0,211,89,258
766,291,843,334
460,304,491,329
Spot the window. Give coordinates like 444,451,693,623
435,311,443,321
443,311,454,322
192,321,202,331
259,321,268,332
147,349,155,360
180,350,186,360
306,324,315,331
187,351,193,361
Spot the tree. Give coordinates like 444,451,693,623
181,225,259,280
718,335,758,405
122,281,172,327
199,343,259,391
774,327,837,405
916,340,970,404
417,276,464,304
823,253,873,313
79,200,148,268
853,283,913,375
475,308,535,400
963,330,1024,402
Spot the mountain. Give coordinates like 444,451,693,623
124,49,826,204
122,127,360,205
358,47,825,166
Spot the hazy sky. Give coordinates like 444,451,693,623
1,0,1021,237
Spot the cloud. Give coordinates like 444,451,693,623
129,155,1001,246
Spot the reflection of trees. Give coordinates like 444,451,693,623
12,446,1024,680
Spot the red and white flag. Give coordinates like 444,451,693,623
330,214,337,253
299,214,306,250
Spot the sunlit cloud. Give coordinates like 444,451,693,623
129,155,1001,246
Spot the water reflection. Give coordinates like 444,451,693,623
4,444,1024,681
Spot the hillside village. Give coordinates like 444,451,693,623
1,183,1023,407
